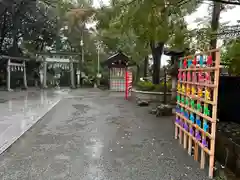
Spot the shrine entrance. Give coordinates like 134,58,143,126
36,52,79,88
0,55,28,91
102,51,129,92
102,51,134,96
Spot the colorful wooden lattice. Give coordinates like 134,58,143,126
175,49,220,179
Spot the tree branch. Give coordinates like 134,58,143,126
207,0,240,5
117,0,139,8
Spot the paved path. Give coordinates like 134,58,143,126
0,89,71,155
0,90,209,180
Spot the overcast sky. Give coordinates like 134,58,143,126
92,0,240,66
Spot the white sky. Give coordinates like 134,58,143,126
92,0,109,7
92,0,240,66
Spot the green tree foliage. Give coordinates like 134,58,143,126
95,5,150,81
221,38,240,75
0,0,61,55
188,2,235,51
95,0,200,84
64,2,102,77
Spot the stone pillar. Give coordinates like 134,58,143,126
171,76,177,104
70,59,75,88
23,61,28,89
39,69,43,88
170,59,178,105
43,61,47,88
7,59,12,91
77,70,80,88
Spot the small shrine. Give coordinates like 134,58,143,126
102,51,130,91
36,51,79,88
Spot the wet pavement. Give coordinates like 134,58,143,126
0,89,209,180
0,88,70,155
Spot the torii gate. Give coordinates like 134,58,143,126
36,51,80,89
0,55,28,91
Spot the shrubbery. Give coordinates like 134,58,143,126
136,81,171,92
136,81,155,91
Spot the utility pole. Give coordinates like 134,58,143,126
81,40,84,64
79,25,84,87
81,23,85,65
96,42,101,86
97,43,100,74
143,56,148,77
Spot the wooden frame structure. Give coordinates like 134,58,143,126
175,49,220,178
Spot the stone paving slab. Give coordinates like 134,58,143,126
0,89,70,155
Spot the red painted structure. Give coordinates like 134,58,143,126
125,71,132,100
102,51,134,94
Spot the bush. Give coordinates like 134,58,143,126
153,84,165,92
100,76,109,86
136,81,155,91
136,81,172,92
82,76,94,87
154,81,172,92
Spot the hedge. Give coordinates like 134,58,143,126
136,81,171,92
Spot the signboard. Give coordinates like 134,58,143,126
46,57,70,63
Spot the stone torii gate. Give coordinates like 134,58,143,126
0,55,28,91
36,52,79,88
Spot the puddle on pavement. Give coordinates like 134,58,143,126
72,104,90,111
84,137,104,159
0,99,7,103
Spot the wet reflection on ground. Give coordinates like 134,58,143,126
0,89,70,154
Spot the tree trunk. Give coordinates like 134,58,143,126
0,9,7,51
11,2,24,52
143,56,148,77
171,76,177,104
170,56,178,105
210,1,221,50
163,67,167,104
150,41,164,84
136,65,140,83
